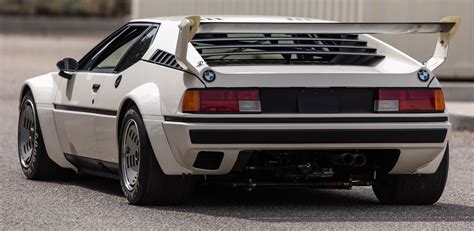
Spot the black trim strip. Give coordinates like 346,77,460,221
64,153,119,179
199,51,385,58
194,44,377,51
190,129,448,144
192,37,367,43
165,116,448,123
54,104,117,116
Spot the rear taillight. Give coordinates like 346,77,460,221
183,89,261,113
375,88,445,112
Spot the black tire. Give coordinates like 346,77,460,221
18,91,69,180
372,145,449,205
118,105,194,205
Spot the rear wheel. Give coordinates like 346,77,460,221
372,145,449,205
118,105,193,205
18,91,67,179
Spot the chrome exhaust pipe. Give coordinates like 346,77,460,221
353,154,367,167
329,153,355,166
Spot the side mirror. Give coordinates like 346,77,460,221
56,58,78,79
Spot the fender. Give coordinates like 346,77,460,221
118,83,191,175
20,73,58,105
19,73,76,170
118,82,162,118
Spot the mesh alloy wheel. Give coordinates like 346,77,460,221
118,106,194,205
121,119,141,191
18,99,37,168
17,92,69,180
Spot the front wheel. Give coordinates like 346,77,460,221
18,91,68,179
118,105,193,205
372,145,449,205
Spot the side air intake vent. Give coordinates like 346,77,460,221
191,33,385,66
149,50,182,70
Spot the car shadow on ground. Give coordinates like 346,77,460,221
175,186,474,222
62,176,474,223
58,174,124,197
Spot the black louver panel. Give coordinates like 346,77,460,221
191,33,385,66
149,50,182,70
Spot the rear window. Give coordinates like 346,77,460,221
191,33,384,66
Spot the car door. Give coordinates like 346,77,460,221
53,71,104,158
53,24,150,160
94,26,159,163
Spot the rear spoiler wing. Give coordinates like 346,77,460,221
176,16,460,75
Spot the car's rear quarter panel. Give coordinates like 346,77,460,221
91,61,203,173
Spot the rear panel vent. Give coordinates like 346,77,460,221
149,50,182,70
191,33,385,66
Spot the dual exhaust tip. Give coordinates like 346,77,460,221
330,153,367,168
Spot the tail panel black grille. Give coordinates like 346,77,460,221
259,88,375,113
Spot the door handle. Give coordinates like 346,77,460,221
92,84,101,92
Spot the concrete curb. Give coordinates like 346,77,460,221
443,82,474,132
442,82,474,102
450,113,474,132
447,102,474,132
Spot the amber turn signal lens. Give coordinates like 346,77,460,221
434,89,446,111
182,90,200,112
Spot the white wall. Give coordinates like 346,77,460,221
132,0,365,21
132,0,473,80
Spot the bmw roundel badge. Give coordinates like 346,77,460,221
203,70,216,82
417,69,430,82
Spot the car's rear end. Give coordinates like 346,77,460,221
156,16,458,204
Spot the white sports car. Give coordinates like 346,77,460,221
18,15,459,205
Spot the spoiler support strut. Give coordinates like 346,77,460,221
425,16,461,71
176,16,201,76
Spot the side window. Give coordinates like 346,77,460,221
90,26,148,73
78,26,128,71
115,26,158,72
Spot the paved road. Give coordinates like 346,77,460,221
0,33,473,230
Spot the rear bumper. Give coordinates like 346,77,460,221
160,116,450,175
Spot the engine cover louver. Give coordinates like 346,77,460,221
149,49,182,70
191,33,385,66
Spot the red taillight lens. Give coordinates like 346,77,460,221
183,89,261,113
375,88,445,112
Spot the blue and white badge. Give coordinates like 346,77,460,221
203,70,216,82
417,70,430,82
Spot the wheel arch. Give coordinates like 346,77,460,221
18,73,76,170
116,82,162,142
19,84,32,103
117,98,136,138
115,82,191,175
19,73,59,105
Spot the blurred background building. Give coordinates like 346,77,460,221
0,0,472,80
0,0,471,130
0,0,130,17
132,0,473,81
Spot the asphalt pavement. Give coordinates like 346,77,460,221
0,33,473,230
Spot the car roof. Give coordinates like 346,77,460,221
131,15,332,24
